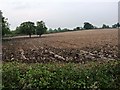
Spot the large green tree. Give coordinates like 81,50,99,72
16,21,35,37
36,21,47,37
2,17,11,36
84,22,94,29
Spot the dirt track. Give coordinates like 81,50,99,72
2,29,119,63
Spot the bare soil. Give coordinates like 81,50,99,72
2,29,119,63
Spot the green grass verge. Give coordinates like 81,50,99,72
2,60,120,89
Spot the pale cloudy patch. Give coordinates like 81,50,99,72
0,0,118,30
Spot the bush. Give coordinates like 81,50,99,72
2,60,120,89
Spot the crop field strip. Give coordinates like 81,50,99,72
2,29,119,63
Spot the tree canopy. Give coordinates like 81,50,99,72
102,24,110,29
2,17,11,36
1,10,119,38
83,22,94,29
16,21,35,37
36,21,47,37
112,23,120,28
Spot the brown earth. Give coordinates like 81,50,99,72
2,29,119,63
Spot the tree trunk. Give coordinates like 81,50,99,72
29,34,31,38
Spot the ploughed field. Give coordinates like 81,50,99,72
2,29,119,63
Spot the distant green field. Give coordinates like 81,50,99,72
2,60,120,89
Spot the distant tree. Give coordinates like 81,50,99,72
54,29,58,32
112,23,120,28
61,28,69,32
48,28,53,33
58,27,62,32
117,23,120,28
15,26,21,34
2,16,11,36
73,27,79,31
84,22,94,29
102,24,109,29
16,21,35,37
76,27,80,30
112,24,117,28
102,24,106,28
36,21,47,37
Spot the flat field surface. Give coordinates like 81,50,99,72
40,29,118,49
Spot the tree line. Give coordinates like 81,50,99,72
1,13,120,37
2,17,47,37
15,21,47,37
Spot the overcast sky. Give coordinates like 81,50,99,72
0,0,119,30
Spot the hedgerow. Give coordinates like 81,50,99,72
2,60,120,89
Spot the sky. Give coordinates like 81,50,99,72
0,0,119,30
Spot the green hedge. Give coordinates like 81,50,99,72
2,60,120,89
